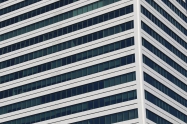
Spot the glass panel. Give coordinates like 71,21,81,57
82,103,88,111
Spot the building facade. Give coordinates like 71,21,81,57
0,0,186,123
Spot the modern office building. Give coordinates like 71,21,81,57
0,0,187,123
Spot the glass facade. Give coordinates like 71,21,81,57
142,1,187,123
145,91,187,123
0,0,42,16
0,38,134,99
142,38,187,78
0,21,134,84
3,90,137,124
141,22,187,64
144,73,187,108
1,0,186,123
143,55,187,92
141,8,187,50
0,4,132,42
161,0,187,22
72,109,138,124
0,0,79,28
0,19,133,55
0,72,136,115
146,109,172,124
0,7,133,68
142,3,187,36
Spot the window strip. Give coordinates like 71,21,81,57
0,37,134,99
0,0,120,41
141,6,187,50
2,90,137,124
72,109,138,124
0,0,42,16
0,5,133,69
141,22,187,64
145,91,187,123
144,72,187,108
144,1,187,36
161,0,187,23
0,21,134,84
142,38,187,78
0,54,135,102
0,0,79,28
0,0,121,53
146,109,172,124
143,55,187,92
0,72,136,115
